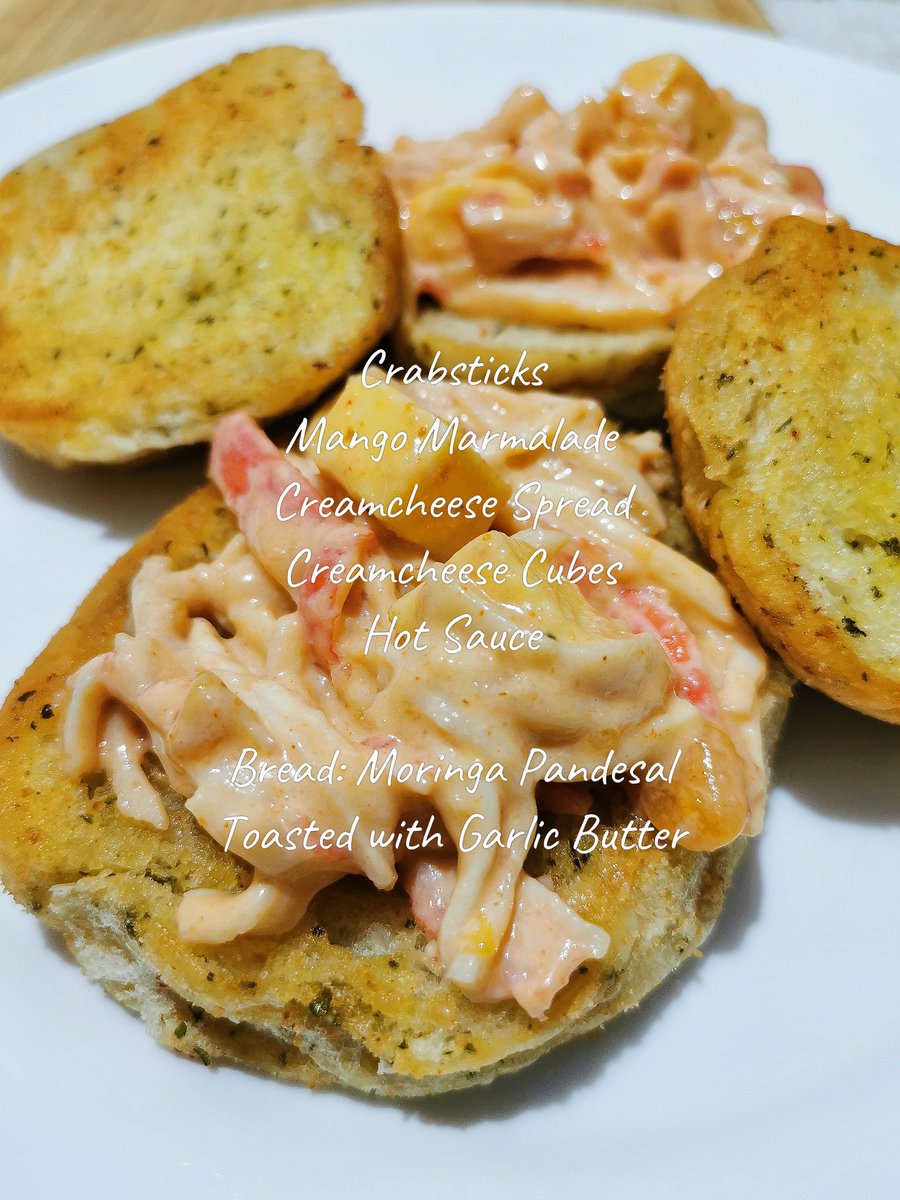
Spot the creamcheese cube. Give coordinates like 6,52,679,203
392,530,602,643
314,375,507,559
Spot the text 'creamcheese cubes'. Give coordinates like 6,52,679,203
313,375,508,559
391,530,604,644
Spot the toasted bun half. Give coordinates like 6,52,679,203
0,483,790,1096
0,48,400,466
665,218,900,724
394,308,671,418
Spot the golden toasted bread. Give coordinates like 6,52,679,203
665,218,900,723
0,48,400,466
0,478,790,1096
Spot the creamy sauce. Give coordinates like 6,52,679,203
64,377,768,1017
385,55,833,331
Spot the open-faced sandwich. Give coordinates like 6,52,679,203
385,54,834,412
0,372,791,1094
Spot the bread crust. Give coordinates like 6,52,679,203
0,48,401,465
665,218,900,724
0,486,790,1095
395,307,671,418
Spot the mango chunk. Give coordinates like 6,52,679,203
617,54,731,159
314,375,507,559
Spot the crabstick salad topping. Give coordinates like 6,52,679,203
64,374,767,1018
385,54,834,331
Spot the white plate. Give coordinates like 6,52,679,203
1,6,898,1198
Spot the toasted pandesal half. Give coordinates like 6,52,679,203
0,47,400,466
0,479,790,1096
665,217,900,724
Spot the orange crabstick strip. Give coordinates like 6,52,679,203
209,413,375,667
